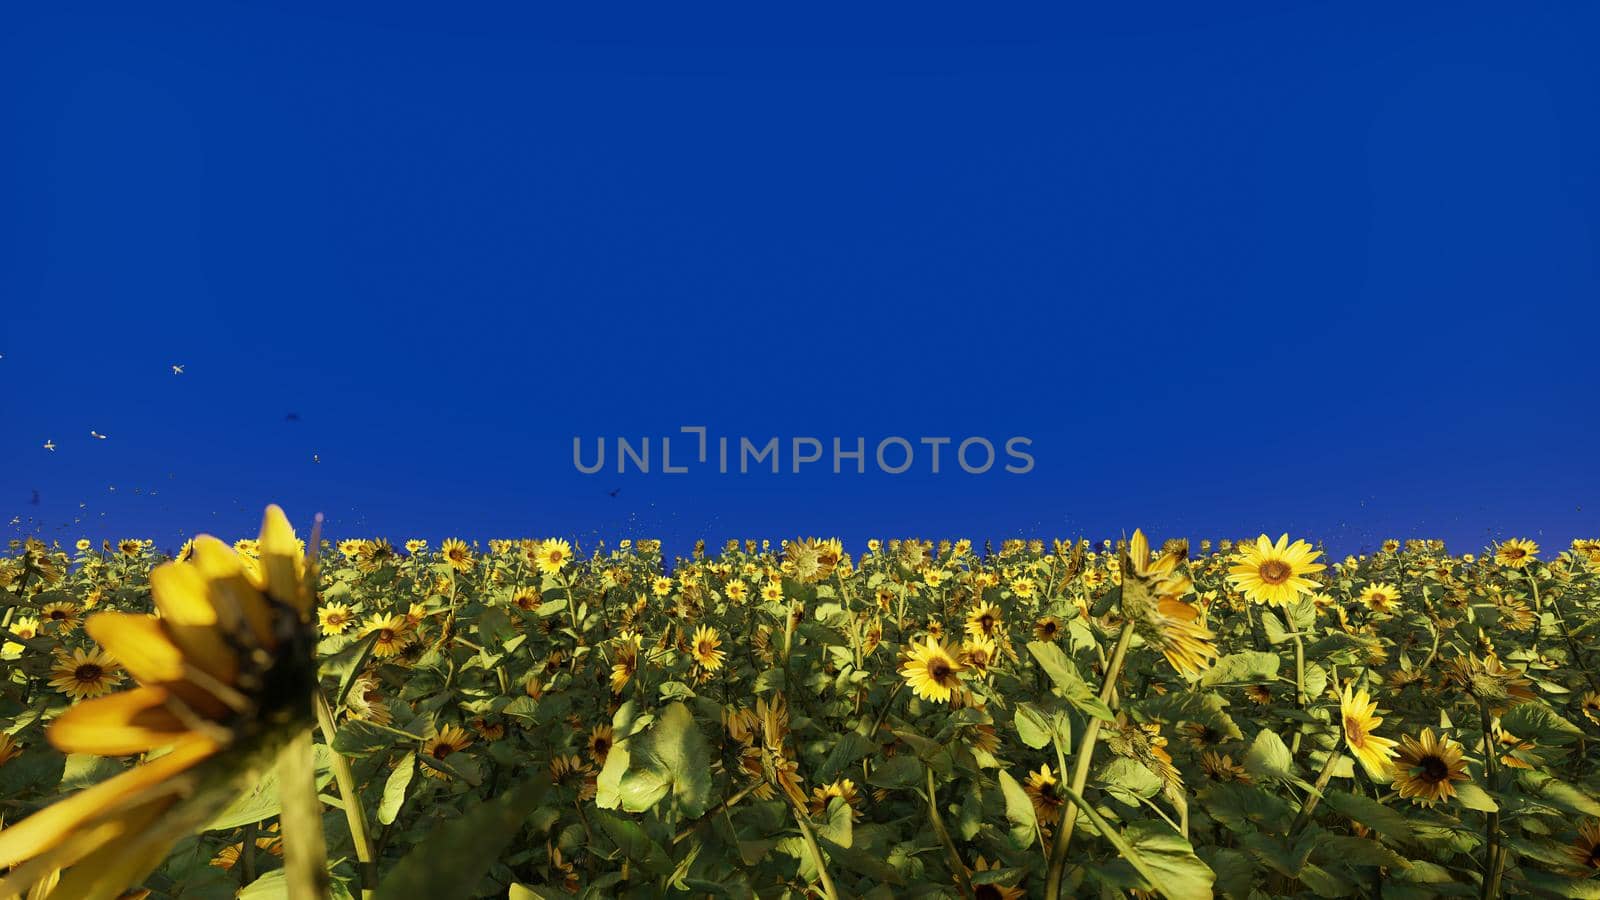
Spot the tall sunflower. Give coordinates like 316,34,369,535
689,625,725,672
898,637,964,703
1340,684,1397,782
1121,530,1218,678
0,505,315,900
1227,534,1325,606
48,647,124,701
1392,727,1469,806
1494,538,1538,570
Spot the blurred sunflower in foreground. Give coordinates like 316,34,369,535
0,506,316,900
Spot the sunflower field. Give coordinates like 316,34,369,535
3,514,1600,900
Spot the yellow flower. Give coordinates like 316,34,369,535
961,635,997,673
0,732,23,767
535,538,572,575
421,724,473,779
1393,728,1469,806
898,637,964,703
690,625,725,672
440,538,475,573
1359,582,1401,614
48,647,124,701
1340,684,1397,781
318,602,356,636
0,506,313,900
40,602,81,633
807,778,864,821
1228,534,1325,606
1033,616,1063,643
964,603,1002,640
1023,764,1063,825
1121,530,1218,679
1567,819,1600,875
364,615,408,658
1494,538,1538,569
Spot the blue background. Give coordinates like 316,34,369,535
3,3,1597,556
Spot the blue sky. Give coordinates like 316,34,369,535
3,3,1597,556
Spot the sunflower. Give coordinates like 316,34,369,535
1494,538,1538,569
49,647,124,701
549,754,596,800
1393,728,1469,806
40,601,81,633
689,625,725,672
1340,684,1398,781
898,637,964,703
965,603,1002,640
610,632,641,694
0,732,22,767
807,778,863,821
317,602,356,636
1023,764,1063,825
1228,534,1325,606
961,635,997,673
724,579,748,602
1033,615,1063,643
0,505,314,900
535,538,572,576
760,582,784,602
1121,530,1218,679
420,724,473,779
1580,692,1600,726
364,615,409,658
967,855,1025,900
587,724,613,767
1359,582,1401,614
354,538,397,573
3,616,39,656
1200,751,1250,783
440,538,475,573
1566,820,1600,875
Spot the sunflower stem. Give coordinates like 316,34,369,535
787,795,841,900
315,689,378,899
1478,698,1505,900
925,765,976,899
1045,619,1134,899
1289,749,1343,835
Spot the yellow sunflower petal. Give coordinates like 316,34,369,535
190,536,276,650
84,613,186,684
257,505,309,616
148,562,238,683
0,735,217,868
47,686,189,756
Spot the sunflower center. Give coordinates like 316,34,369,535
594,738,610,754
1344,718,1366,748
1258,560,1292,584
1420,755,1449,783
930,661,953,681
49,610,66,620
433,745,454,759
1505,548,1526,559
75,664,102,681
974,886,1005,900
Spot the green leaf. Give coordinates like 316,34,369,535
1241,729,1298,784
1318,790,1416,844
997,769,1038,850
1454,781,1498,813
815,796,854,849
1013,702,1055,749
592,809,673,877
375,774,550,900
1499,702,1584,746
815,731,876,783
1095,757,1163,805
332,719,420,757
1517,770,1600,817
207,745,335,831
1027,640,1113,720
604,702,712,817
1200,651,1281,687
378,753,416,826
